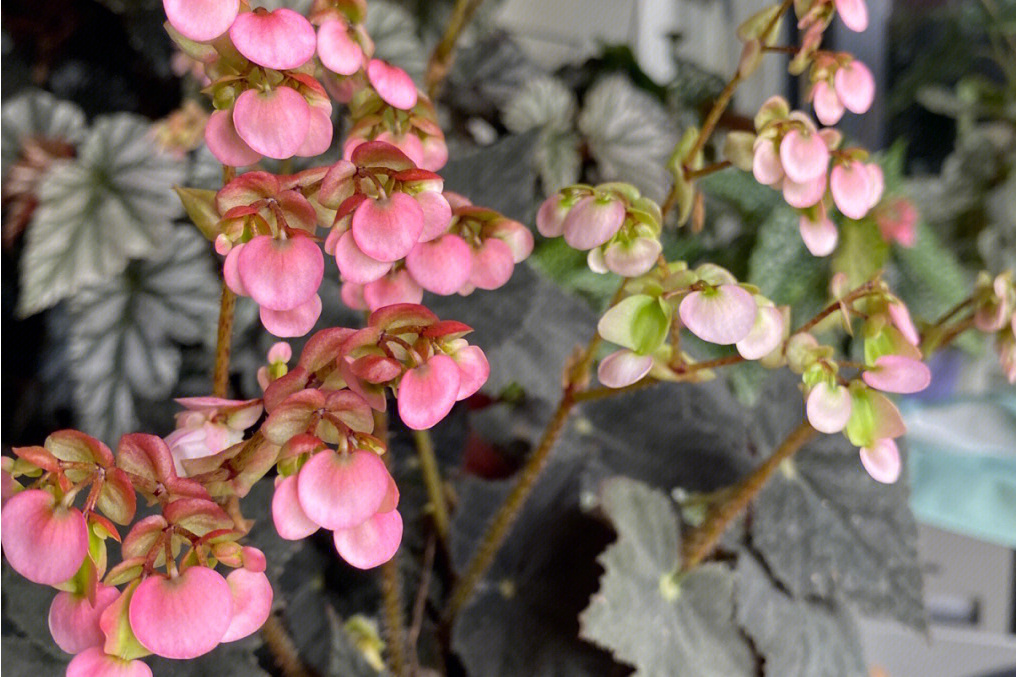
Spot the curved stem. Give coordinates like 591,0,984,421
413,429,450,547
426,0,485,98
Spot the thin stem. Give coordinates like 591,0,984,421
681,421,817,569
375,410,407,677
413,429,450,546
930,295,975,331
684,160,732,180
426,0,485,98
925,315,976,355
792,279,879,338
408,533,436,677
763,44,798,54
261,615,314,677
212,283,236,398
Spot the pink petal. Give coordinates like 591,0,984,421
806,382,853,433
415,191,453,242
49,585,120,654
782,174,827,209
335,231,392,284
229,8,317,70
238,235,324,311
536,194,570,237
129,567,233,659
341,281,368,310
334,509,403,569
420,136,448,171
752,141,784,186
489,220,534,263
597,349,654,388
830,161,873,220
205,110,261,167
296,449,390,530
377,475,400,513
603,236,662,277
834,60,875,114
866,163,885,209
362,270,424,310
862,355,932,394
367,59,418,110
351,193,425,262
835,0,869,32
272,475,319,539
812,80,845,126
233,87,310,160
221,569,273,642
318,18,364,75
296,104,334,157
736,305,785,359
469,238,515,291
67,648,152,677
449,345,490,400
223,243,249,296
1,489,88,585
799,213,839,256
377,131,425,167
679,284,758,345
780,129,830,183
397,354,461,430
889,300,920,346
562,196,627,250
163,0,238,42
406,234,473,295
260,293,322,338
860,438,901,484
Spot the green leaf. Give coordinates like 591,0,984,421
832,219,889,289
747,206,826,319
892,220,972,322
579,477,755,677
530,238,622,308
67,227,219,444
736,553,866,677
536,130,583,193
1,89,87,175
18,113,185,316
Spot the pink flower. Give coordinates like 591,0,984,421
562,196,626,250
333,509,403,569
736,303,785,360
233,87,311,160
830,161,874,220
238,235,324,311
780,129,830,184
163,0,238,42
204,110,261,167
835,0,869,32
860,438,901,484
397,354,461,430
862,355,932,394
48,584,120,654
597,349,654,388
362,269,424,310
447,343,490,400
229,8,317,71
261,293,323,337
799,206,839,256
782,173,827,209
367,59,418,110
753,141,784,186
221,568,273,642
415,190,453,242
875,197,918,247
468,238,515,291
679,284,758,345
806,382,853,433
165,397,263,475
834,60,876,114
318,18,365,75
1,489,89,585
536,194,571,237
296,449,391,530
67,648,152,677
811,80,845,126
351,193,425,262
406,234,473,295
272,474,319,540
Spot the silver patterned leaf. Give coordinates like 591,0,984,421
366,1,427,83
1,89,87,175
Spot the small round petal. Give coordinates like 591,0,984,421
782,174,827,209
336,231,393,284
362,270,424,310
378,474,400,514
536,195,570,238
415,190,453,242
223,244,249,296
238,235,324,311
397,355,461,430
830,161,874,220
835,0,869,32
752,141,784,186
341,282,368,310
736,305,785,360
420,136,448,172
297,450,390,530
221,569,273,642
679,285,758,345
67,648,153,677
272,475,319,540
1,489,88,585
352,193,425,262
587,247,608,274
603,236,662,277
129,567,233,659
318,18,363,75
163,0,238,42
334,509,403,569
862,355,932,394
376,131,425,167
799,213,839,256
489,220,534,263
860,438,901,484
806,382,853,433
834,60,876,114
406,235,473,295
562,196,627,250
260,293,323,338
49,585,120,654
233,87,311,160
229,8,317,70
268,342,292,364
367,59,418,110
468,238,515,291
889,300,920,346
296,104,334,157
597,349,654,388
865,163,885,209
205,110,261,168
449,345,490,400
812,80,845,126
780,129,831,183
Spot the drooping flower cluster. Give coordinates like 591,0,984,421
164,397,263,475
972,271,1016,383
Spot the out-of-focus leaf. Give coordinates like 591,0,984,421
578,75,677,203
736,553,866,677
18,113,185,316
67,227,219,444
503,76,576,134
1,89,87,175
578,477,755,677
747,206,826,320
366,0,426,82
448,34,546,117
1,636,68,676
832,219,889,289
698,165,780,225
441,131,539,222
892,220,972,322
529,238,621,309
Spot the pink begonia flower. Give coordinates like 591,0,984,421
752,141,784,186
598,349,654,388
415,190,454,242
679,284,758,345
799,209,839,256
67,647,153,677
863,355,932,394
204,110,261,167
562,196,627,250
297,449,390,530
261,293,323,337
163,0,238,42
397,354,461,430
376,130,426,167
367,59,419,110
333,509,404,569
468,238,516,291
447,344,490,400
602,236,662,278
48,584,121,654
362,269,424,310
860,438,901,484
272,474,319,540
830,161,873,219
888,299,921,346
223,243,248,296
834,60,876,114
336,231,393,284
835,0,869,32
233,87,311,160
341,281,368,310
352,193,425,262
782,173,826,209
406,234,473,295
536,194,571,238
165,397,262,475
221,568,273,642
129,566,233,659
489,220,535,263
876,197,918,247
238,235,324,311
297,102,334,157
780,129,830,183
421,136,449,171
1,489,88,585
806,382,853,433
318,18,364,75
736,304,785,360
812,80,845,126
230,8,316,70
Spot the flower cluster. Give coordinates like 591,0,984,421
973,271,1016,383
164,397,263,475
537,183,663,278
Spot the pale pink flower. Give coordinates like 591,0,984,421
835,0,869,32
362,269,424,310
296,449,390,530
317,17,364,75
48,584,120,654
830,161,874,219
679,284,758,345
233,87,311,160
862,355,932,394
1,489,89,585
367,59,418,110
780,129,830,183
333,509,404,569
876,197,918,247
799,207,839,256
163,0,238,42
397,354,461,430
562,196,627,250
806,382,853,433
221,568,273,642
860,438,901,484
229,8,317,71
67,648,152,677
597,349,654,388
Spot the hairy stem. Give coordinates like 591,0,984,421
375,410,408,676
261,615,314,677
212,283,236,398
681,421,817,569
426,0,485,98
413,429,450,546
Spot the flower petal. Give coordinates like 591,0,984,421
221,569,273,642
229,8,317,70
351,193,424,262
296,449,389,530
397,354,461,430
49,585,121,654
449,345,489,400
335,231,392,284
333,509,403,569
679,285,758,345
317,18,363,75
205,110,261,168
780,129,830,183
860,438,901,484
782,174,826,209
806,382,853,433
597,349,653,388
468,238,515,291
233,87,310,160
367,59,418,110
260,293,322,338
752,141,784,186
406,234,473,295
238,235,324,311
272,475,319,540
862,355,932,394
812,80,845,126
834,60,875,114
415,191,453,242
562,196,626,250
830,161,873,220
603,236,662,277
362,270,424,310
67,648,153,677
736,305,785,359
835,0,869,32
163,0,238,42
1,489,88,585
799,212,839,256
